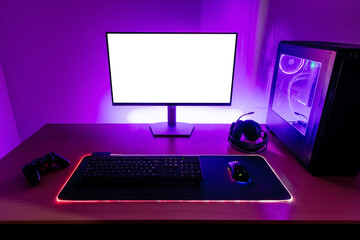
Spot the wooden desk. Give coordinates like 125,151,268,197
1,124,359,225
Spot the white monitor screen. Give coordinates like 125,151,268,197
106,33,237,105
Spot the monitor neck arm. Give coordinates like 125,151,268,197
168,105,176,126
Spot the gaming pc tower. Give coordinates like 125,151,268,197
266,41,360,176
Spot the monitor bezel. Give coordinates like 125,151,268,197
106,32,238,106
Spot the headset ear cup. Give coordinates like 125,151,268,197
229,122,236,140
228,115,269,153
232,120,243,139
230,122,235,132
242,120,261,141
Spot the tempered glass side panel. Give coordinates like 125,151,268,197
272,54,321,135
266,42,336,168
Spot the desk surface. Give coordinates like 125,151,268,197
1,123,359,224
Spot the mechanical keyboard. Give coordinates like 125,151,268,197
81,155,203,184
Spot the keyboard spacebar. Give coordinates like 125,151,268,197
81,174,201,184
82,174,157,181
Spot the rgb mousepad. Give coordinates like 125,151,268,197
57,155,292,202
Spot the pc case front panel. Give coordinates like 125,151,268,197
266,43,336,168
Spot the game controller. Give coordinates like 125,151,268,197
22,152,70,186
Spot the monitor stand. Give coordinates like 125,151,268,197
150,105,194,137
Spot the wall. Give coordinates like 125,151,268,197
0,0,266,144
1,0,359,151
257,0,360,102
199,0,267,119
0,0,203,142
0,61,20,159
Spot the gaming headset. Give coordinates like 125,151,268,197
228,112,269,153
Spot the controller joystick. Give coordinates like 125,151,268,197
22,152,70,186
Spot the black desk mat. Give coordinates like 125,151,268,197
57,155,292,202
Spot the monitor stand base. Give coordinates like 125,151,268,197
150,122,194,137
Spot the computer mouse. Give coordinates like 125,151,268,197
228,161,250,182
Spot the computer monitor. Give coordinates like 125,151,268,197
106,32,237,136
